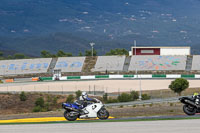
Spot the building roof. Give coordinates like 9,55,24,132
131,46,191,49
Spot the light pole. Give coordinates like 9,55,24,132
134,40,142,100
134,40,136,56
90,42,95,57
134,40,137,74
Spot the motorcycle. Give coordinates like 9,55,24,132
179,95,200,115
62,98,109,121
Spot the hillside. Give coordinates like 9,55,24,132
1,0,200,56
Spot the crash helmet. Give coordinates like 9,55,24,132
194,92,199,96
82,92,88,100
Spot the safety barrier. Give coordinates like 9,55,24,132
40,74,200,81
32,77,39,81
5,79,14,83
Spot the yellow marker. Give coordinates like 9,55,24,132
0,116,115,124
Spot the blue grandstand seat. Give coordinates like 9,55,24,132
0,58,52,75
54,57,85,72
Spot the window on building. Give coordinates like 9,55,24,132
141,50,154,54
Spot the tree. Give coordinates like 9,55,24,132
105,48,129,56
78,52,83,56
169,78,189,96
41,50,52,58
57,50,66,57
14,53,25,59
55,50,72,57
0,52,3,57
85,49,97,56
65,53,72,57
7,55,13,59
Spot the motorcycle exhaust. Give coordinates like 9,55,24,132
63,106,79,112
69,111,79,116
184,99,197,108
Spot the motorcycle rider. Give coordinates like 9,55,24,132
75,92,99,113
193,92,200,107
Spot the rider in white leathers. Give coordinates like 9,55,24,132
75,92,98,110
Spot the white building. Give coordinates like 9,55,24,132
130,46,191,56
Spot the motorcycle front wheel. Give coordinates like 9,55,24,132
97,108,109,120
64,111,78,121
183,105,196,116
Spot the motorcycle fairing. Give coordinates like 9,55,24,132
81,103,103,118
63,103,80,110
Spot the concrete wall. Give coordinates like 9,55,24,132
160,47,190,55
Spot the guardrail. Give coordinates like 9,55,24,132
105,97,180,107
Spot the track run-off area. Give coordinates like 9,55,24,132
1,79,200,93
1,116,200,133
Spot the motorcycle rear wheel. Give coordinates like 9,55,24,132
64,111,78,121
97,108,109,120
183,105,196,116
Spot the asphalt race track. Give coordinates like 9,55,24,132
0,119,200,133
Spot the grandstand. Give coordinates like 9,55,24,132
92,56,126,72
0,58,52,76
54,57,85,72
191,55,200,70
128,55,187,71
1,54,200,77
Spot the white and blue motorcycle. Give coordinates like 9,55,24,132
62,98,109,121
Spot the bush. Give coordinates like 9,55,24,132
47,95,52,103
66,94,75,103
103,93,108,102
33,96,55,112
130,91,139,101
106,97,119,103
32,106,42,112
141,94,151,100
0,80,3,84
75,90,82,98
35,97,45,108
19,91,27,101
52,96,58,105
169,78,189,96
44,103,50,111
118,93,132,102
119,105,123,108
